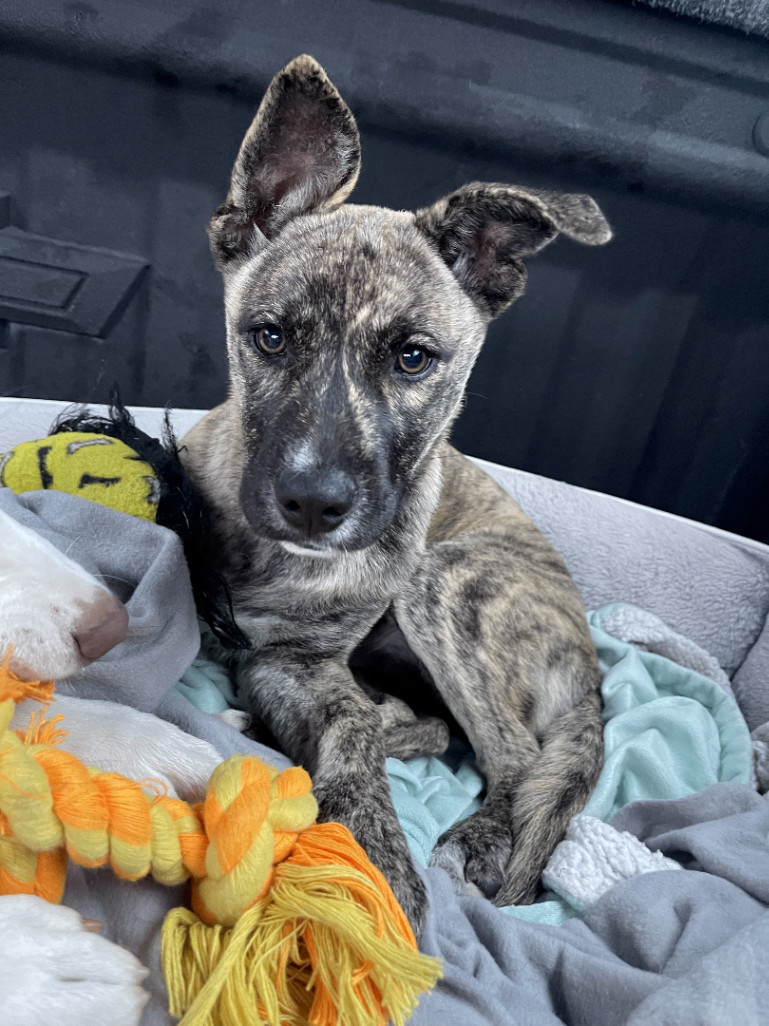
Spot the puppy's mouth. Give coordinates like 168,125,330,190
278,540,341,558
249,506,393,554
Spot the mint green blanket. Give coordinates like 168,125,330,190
175,603,752,924
385,604,752,923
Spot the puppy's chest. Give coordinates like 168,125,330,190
225,544,410,655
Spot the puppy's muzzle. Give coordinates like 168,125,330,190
274,467,356,538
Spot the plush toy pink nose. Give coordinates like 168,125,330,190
73,599,129,662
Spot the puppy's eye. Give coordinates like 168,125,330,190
396,345,432,376
251,324,285,355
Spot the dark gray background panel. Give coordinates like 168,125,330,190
0,0,767,541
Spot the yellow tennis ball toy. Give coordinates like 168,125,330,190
0,432,160,521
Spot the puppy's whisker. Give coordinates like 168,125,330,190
96,573,133,587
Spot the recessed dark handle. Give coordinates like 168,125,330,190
0,194,148,338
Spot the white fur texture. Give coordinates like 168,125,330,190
0,895,149,1026
10,695,222,803
0,509,119,681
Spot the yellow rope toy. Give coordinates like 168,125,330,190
0,653,442,1026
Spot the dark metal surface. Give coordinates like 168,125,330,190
0,0,768,541
0,222,147,336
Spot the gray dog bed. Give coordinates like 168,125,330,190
1,396,768,1025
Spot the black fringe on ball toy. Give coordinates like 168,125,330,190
51,387,250,650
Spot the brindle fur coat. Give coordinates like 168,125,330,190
180,55,611,935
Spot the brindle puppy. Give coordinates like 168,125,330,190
180,55,610,935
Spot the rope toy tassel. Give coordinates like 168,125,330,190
0,647,55,706
161,822,442,1026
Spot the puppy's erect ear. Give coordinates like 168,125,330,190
208,54,361,269
415,183,611,318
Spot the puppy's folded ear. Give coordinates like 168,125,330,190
415,183,611,318
208,54,361,269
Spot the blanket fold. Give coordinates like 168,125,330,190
412,783,769,1025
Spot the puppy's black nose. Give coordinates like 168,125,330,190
275,469,356,537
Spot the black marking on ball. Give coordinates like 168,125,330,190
78,473,122,489
37,446,53,489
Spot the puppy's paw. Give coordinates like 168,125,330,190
382,715,450,760
315,785,428,939
386,858,429,940
492,869,540,907
0,895,148,1026
362,834,429,939
216,708,252,732
334,820,428,937
431,813,513,900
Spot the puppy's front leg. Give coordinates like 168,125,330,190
236,650,427,936
394,529,602,906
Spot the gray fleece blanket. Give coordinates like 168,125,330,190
414,783,769,1025
3,483,769,1024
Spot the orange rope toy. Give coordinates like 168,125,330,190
0,652,442,1026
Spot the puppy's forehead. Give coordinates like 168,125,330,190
231,205,474,332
